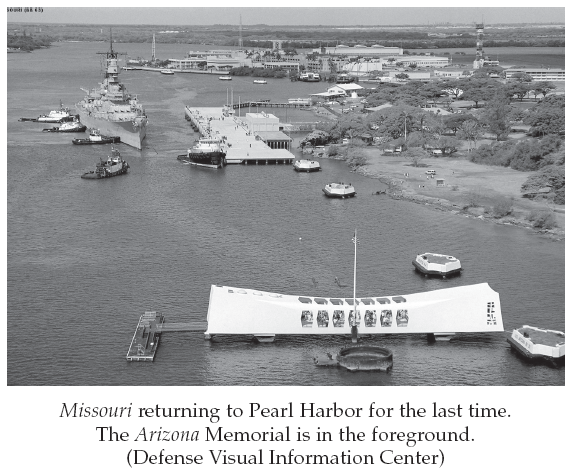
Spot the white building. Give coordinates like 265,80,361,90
313,44,403,57
328,84,364,96
245,112,280,133
504,68,565,82
169,50,252,71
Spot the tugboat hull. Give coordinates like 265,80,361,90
73,136,120,145
81,166,129,179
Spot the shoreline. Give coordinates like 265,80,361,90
337,148,564,241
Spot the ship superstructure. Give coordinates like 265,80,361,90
76,32,147,149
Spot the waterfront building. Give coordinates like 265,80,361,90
504,68,565,81
313,44,403,57
397,56,449,68
169,50,252,71
262,58,301,73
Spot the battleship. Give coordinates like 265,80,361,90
76,32,147,150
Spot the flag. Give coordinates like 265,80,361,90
352,232,359,245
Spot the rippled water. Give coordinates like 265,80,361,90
7,43,565,386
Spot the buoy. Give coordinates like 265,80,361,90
299,237,302,240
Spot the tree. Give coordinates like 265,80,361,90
510,72,533,83
479,95,513,141
506,82,531,102
533,81,556,99
443,114,474,135
461,78,498,108
300,130,331,147
440,79,464,99
458,119,483,150
524,95,565,136
395,73,409,81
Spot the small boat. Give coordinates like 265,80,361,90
20,101,72,123
294,159,321,173
160,69,175,75
412,253,462,278
72,129,120,145
507,325,565,366
219,76,232,81
323,182,356,198
253,79,267,84
177,137,226,169
42,120,87,133
81,147,129,179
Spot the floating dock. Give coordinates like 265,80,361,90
126,311,205,362
185,106,295,165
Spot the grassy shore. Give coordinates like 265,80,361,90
348,142,564,240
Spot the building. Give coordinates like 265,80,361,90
398,56,449,68
328,84,364,96
504,68,565,82
169,50,251,71
261,58,301,73
245,112,280,133
244,112,292,150
313,44,403,57
433,70,472,78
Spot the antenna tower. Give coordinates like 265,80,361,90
152,33,156,62
238,14,243,48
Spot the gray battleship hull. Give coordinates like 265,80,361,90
77,112,146,150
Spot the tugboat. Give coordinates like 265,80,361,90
76,30,147,149
507,325,565,366
177,137,226,169
19,101,73,123
72,129,120,145
42,119,87,133
323,182,356,198
294,159,321,172
81,147,129,179
413,253,462,278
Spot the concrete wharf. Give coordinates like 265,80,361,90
184,106,295,165
126,311,205,362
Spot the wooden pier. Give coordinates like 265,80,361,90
126,311,205,362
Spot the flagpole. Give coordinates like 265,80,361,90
353,228,357,328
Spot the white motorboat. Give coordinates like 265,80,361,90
294,159,321,173
412,253,462,277
160,69,175,75
219,76,232,81
253,79,267,84
323,183,356,198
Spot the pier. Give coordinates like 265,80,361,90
126,311,205,362
185,106,295,165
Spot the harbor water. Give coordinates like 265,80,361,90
7,42,565,386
